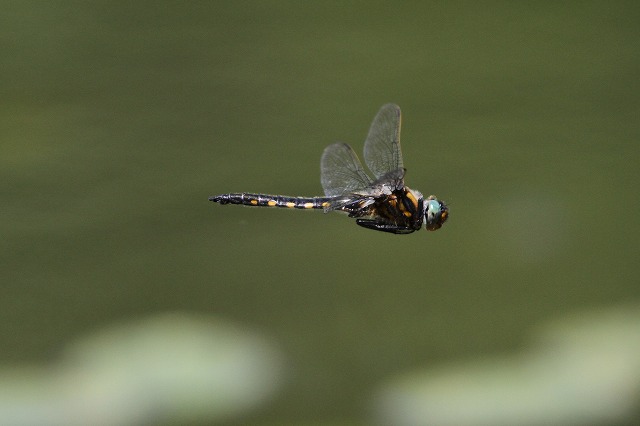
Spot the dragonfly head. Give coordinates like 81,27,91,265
423,196,448,231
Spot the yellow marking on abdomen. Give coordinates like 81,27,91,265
250,199,258,205
286,202,295,208
267,200,277,206
321,202,330,208
303,202,314,209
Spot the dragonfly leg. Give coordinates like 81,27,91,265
355,219,415,234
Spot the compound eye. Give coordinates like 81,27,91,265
426,200,441,217
424,199,448,231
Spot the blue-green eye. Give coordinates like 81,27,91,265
424,199,448,231
427,200,441,215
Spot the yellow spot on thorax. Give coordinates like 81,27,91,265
405,190,418,207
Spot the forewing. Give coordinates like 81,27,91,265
363,104,404,179
321,142,373,197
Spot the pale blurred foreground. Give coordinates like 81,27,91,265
0,306,638,425
374,305,640,426
0,314,283,425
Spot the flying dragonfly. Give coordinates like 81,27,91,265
210,104,448,234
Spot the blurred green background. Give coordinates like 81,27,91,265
2,1,639,424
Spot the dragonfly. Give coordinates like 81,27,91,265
210,104,448,234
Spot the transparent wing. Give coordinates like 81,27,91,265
363,103,404,179
321,142,373,197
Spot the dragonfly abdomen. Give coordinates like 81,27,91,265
210,193,332,209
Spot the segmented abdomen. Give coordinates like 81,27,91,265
210,193,332,209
